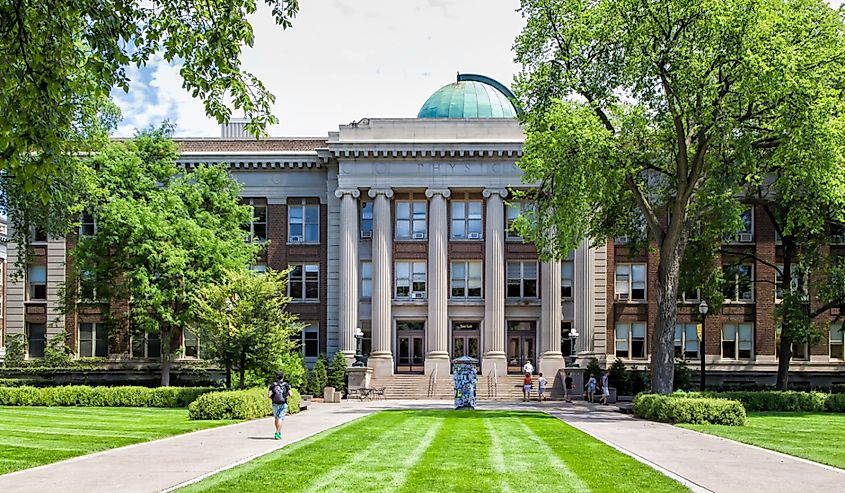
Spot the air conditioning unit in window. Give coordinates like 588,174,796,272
468,232,481,239
412,292,426,299
614,236,629,245
616,292,629,301
742,291,753,301
290,235,303,243
412,232,425,240
832,235,845,244
360,231,373,239
738,233,753,243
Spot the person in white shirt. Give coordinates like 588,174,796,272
522,360,534,375
538,373,547,401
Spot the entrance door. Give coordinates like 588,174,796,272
451,322,481,372
507,321,536,374
396,321,425,374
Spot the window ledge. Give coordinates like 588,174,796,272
450,238,484,242
394,238,427,242
23,300,47,304
287,242,321,246
614,299,648,304
290,299,321,304
393,298,428,305
723,301,755,305
449,299,485,305
505,299,541,306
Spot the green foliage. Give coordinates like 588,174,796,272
584,358,603,382
3,334,26,366
187,387,301,420
42,331,73,368
690,391,845,413
634,394,747,426
608,359,628,394
282,352,307,393
306,356,328,396
673,361,692,392
328,352,348,394
0,386,216,407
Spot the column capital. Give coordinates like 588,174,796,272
425,188,451,199
483,188,508,199
334,188,360,199
368,188,394,199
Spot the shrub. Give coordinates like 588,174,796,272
608,359,628,394
690,391,840,413
188,387,301,420
307,356,328,396
634,393,746,426
4,334,26,366
673,360,692,391
282,352,307,393
584,358,602,382
328,352,347,394
43,331,73,367
0,385,217,407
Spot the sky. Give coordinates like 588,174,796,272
112,0,525,138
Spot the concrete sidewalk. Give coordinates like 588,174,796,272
550,403,845,493
0,401,405,493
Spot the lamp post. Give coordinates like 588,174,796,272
568,328,580,367
698,300,709,391
352,327,367,367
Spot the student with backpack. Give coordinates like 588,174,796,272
268,371,291,440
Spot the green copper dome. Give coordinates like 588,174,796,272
417,74,518,119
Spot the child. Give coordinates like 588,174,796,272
538,372,547,401
522,372,532,402
586,375,597,403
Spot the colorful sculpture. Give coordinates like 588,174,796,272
452,355,478,409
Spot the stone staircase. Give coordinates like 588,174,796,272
367,374,531,401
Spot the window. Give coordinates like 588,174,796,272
725,207,754,243
301,323,319,358
678,289,701,303
248,263,267,274
78,323,108,357
506,261,538,298
615,323,646,359
775,264,808,302
30,227,47,243
132,332,161,359
561,262,574,298
776,325,809,360
288,203,319,243
183,327,203,358
831,223,845,244
360,320,372,357
722,323,753,359
396,200,426,240
27,264,47,300
395,261,426,298
361,261,373,299
245,200,267,242
451,200,483,239
506,201,532,239
80,213,97,236
674,324,699,359
830,325,843,360
79,270,98,301
723,264,753,302
27,323,46,358
450,261,482,299
615,264,646,301
361,202,373,238
288,264,319,301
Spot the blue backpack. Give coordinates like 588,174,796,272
270,381,290,405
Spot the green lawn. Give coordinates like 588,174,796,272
180,410,686,493
681,412,845,469
0,407,234,475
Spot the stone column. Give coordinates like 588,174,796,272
335,188,360,364
540,259,566,377
368,188,394,377
425,188,451,375
482,188,507,377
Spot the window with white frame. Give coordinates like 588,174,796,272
615,323,646,359
674,324,699,359
27,264,47,300
722,264,753,302
27,323,46,359
506,261,538,298
361,201,373,238
722,323,753,359
245,200,267,242
561,261,574,298
395,261,426,298
830,325,843,360
395,201,427,240
775,264,808,302
80,212,97,237
506,201,531,239
78,322,108,357
183,327,205,358
131,332,161,359
288,264,319,301
79,270,99,301
451,200,483,239
301,323,319,358
360,261,373,299
678,289,701,303
725,207,754,243
450,261,482,299
288,202,319,243
615,264,646,301
248,263,267,274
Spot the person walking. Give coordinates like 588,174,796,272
268,371,291,440
564,372,573,403
522,372,533,402
599,370,610,405
586,374,597,403
522,359,534,375
537,372,547,401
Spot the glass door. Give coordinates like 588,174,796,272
396,321,425,374
507,321,537,374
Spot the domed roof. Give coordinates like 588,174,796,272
417,74,518,119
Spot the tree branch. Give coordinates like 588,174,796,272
626,175,664,243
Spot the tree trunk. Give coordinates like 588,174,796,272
238,349,246,390
776,240,795,390
160,327,172,387
776,333,792,390
225,361,232,390
651,232,688,394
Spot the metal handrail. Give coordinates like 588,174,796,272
428,364,438,398
488,364,498,398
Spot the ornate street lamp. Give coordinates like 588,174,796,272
353,327,367,367
698,300,709,391
568,328,580,367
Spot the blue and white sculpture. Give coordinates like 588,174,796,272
452,355,479,409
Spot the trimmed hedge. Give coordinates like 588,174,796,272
0,385,217,407
692,391,845,413
188,387,302,420
634,393,747,426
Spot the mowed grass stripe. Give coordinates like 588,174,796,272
482,415,513,493
515,417,591,491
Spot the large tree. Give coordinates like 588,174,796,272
66,127,260,385
193,268,301,390
0,0,298,250
513,0,845,392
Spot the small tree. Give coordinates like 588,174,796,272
608,359,628,395
328,352,348,394
585,358,603,383
307,357,328,396
4,334,26,367
281,351,307,393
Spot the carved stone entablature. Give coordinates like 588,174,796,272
178,153,322,170
328,144,522,160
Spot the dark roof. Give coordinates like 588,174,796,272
174,138,326,153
